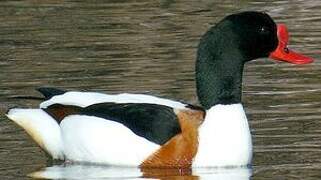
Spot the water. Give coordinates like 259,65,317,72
0,0,320,179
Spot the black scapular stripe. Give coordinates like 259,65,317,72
45,103,182,145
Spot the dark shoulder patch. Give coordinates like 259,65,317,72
82,103,181,145
43,103,181,145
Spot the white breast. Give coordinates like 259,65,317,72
193,103,252,167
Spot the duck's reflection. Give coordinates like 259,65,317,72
30,163,252,179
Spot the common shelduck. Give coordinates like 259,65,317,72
6,11,313,168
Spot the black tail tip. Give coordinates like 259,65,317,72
37,87,66,100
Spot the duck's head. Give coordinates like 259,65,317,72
223,11,279,62
199,11,313,64
196,11,313,109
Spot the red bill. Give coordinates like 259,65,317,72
269,24,313,64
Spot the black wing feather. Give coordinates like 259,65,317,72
82,103,181,145
44,102,182,145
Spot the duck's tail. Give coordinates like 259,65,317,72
6,108,65,160
8,87,66,101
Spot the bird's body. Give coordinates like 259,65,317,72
6,11,313,168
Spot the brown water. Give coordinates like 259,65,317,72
0,0,321,179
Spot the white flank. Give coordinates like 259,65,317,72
40,92,186,109
6,109,64,160
193,103,252,167
60,115,159,165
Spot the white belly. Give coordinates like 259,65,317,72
193,104,252,167
60,115,159,166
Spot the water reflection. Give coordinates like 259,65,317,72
30,163,252,180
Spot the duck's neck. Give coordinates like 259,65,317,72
196,28,246,109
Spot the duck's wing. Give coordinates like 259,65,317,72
38,88,204,145
44,103,181,145
7,87,206,165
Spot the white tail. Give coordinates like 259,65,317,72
6,108,64,160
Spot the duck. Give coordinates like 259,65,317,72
6,11,313,168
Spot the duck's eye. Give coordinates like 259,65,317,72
259,26,270,35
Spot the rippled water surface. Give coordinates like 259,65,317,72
1,0,321,179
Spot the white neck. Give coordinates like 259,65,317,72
193,103,252,167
